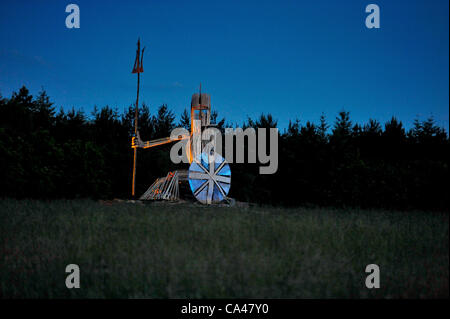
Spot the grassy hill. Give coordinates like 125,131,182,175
0,199,448,298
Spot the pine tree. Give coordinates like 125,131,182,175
332,111,352,138
318,113,329,142
139,103,154,139
179,108,190,131
383,117,405,141
153,104,175,138
363,119,382,137
287,119,300,137
33,89,55,120
252,113,278,128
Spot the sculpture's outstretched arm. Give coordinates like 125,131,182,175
131,130,189,149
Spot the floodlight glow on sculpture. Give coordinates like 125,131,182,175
130,40,231,204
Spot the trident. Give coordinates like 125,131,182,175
131,38,145,197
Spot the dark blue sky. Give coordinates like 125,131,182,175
0,0,448,131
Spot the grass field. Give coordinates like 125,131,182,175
0,199,448,298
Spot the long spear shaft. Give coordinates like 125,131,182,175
131,38,144,197
131,71,140,197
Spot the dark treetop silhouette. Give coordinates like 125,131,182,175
0,86,448,210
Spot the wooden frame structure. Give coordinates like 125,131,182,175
140,171,181,200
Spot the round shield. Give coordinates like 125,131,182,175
188,152,231,204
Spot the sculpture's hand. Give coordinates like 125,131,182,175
131,131,144,148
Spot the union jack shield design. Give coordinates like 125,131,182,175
188,152,231,204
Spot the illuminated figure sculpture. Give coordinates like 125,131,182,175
129,40,231,204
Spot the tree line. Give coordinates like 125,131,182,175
0,86,448,210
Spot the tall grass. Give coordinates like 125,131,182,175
0,199,448,298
